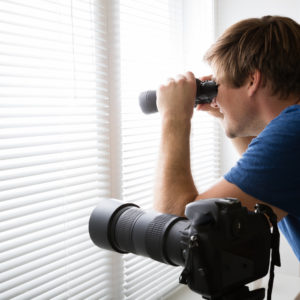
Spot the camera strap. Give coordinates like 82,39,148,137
255,204,281,300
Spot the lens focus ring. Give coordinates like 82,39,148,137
145,214,179,264
114,207,145,253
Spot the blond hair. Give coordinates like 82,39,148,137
204,16,300,99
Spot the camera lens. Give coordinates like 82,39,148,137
89,198,189,266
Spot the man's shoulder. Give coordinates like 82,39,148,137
266,104,300,132
250,104,300,150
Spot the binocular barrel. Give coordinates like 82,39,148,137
139,79,218,114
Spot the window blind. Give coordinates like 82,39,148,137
118,0,219,299
0,1,120,299
0,0,218,299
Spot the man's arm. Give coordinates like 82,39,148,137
154,115,287,220
197,178,287,221
153,117,198,215
153,72,287,221
153,72,198,214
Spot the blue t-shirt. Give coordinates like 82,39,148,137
224,105,300,260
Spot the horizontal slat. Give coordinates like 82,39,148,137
2,239,98,281
52,273,111,300
123,154,157,167
0,126,107,140
0,116,99,128
0,74,107,89
123,182,154,197
0,65,108,82
0,208,92,253
0,1,107,32
0,97,106,106
0,217,99,262
1,190,102,223
0,148,107,170
122,162,156,175
122,168,153,182
1,133,103,149
123,191,153,206
123,175,153,190
124,267,180,299
127,276,179,300
0,51,107,68
1,234,89,272
1,196,101,232
0,156,101,181
0,140,109,160
0,250,109,299
0,107,108,118
124,254,150,270
20,270,110,300
125,262,173,282
0,173,109,202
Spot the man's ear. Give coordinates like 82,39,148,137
248,70,261,97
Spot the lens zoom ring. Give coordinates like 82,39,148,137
145,214,177,263
115,208,145,253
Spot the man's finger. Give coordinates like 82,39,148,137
185,71,195,82
196,103,211,111
199,74,213,82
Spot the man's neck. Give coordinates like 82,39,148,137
256,90,300,125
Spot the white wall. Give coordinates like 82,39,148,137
215,0,300,39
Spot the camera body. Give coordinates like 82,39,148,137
179,198,271,298
89,198,272,299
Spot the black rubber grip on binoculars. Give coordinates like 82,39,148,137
139,79,218,114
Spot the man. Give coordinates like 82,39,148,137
153,16,300,260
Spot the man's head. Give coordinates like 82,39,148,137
204,16,300,138
205,15,300,100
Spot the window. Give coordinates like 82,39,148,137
119,1,219,299
0,1,218,299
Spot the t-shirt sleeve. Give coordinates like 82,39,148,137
224,107,300,216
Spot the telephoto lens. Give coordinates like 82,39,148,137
89,198,188,266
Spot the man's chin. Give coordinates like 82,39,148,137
225,128,237,139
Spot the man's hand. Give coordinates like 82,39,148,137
157,72,197,121
196,75,224,121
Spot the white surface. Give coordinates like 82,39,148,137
215,0,300,39
164,273,300,300
254,273,300,300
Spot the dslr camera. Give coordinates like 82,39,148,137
89,197,280,300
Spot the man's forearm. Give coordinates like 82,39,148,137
153,118,198,216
